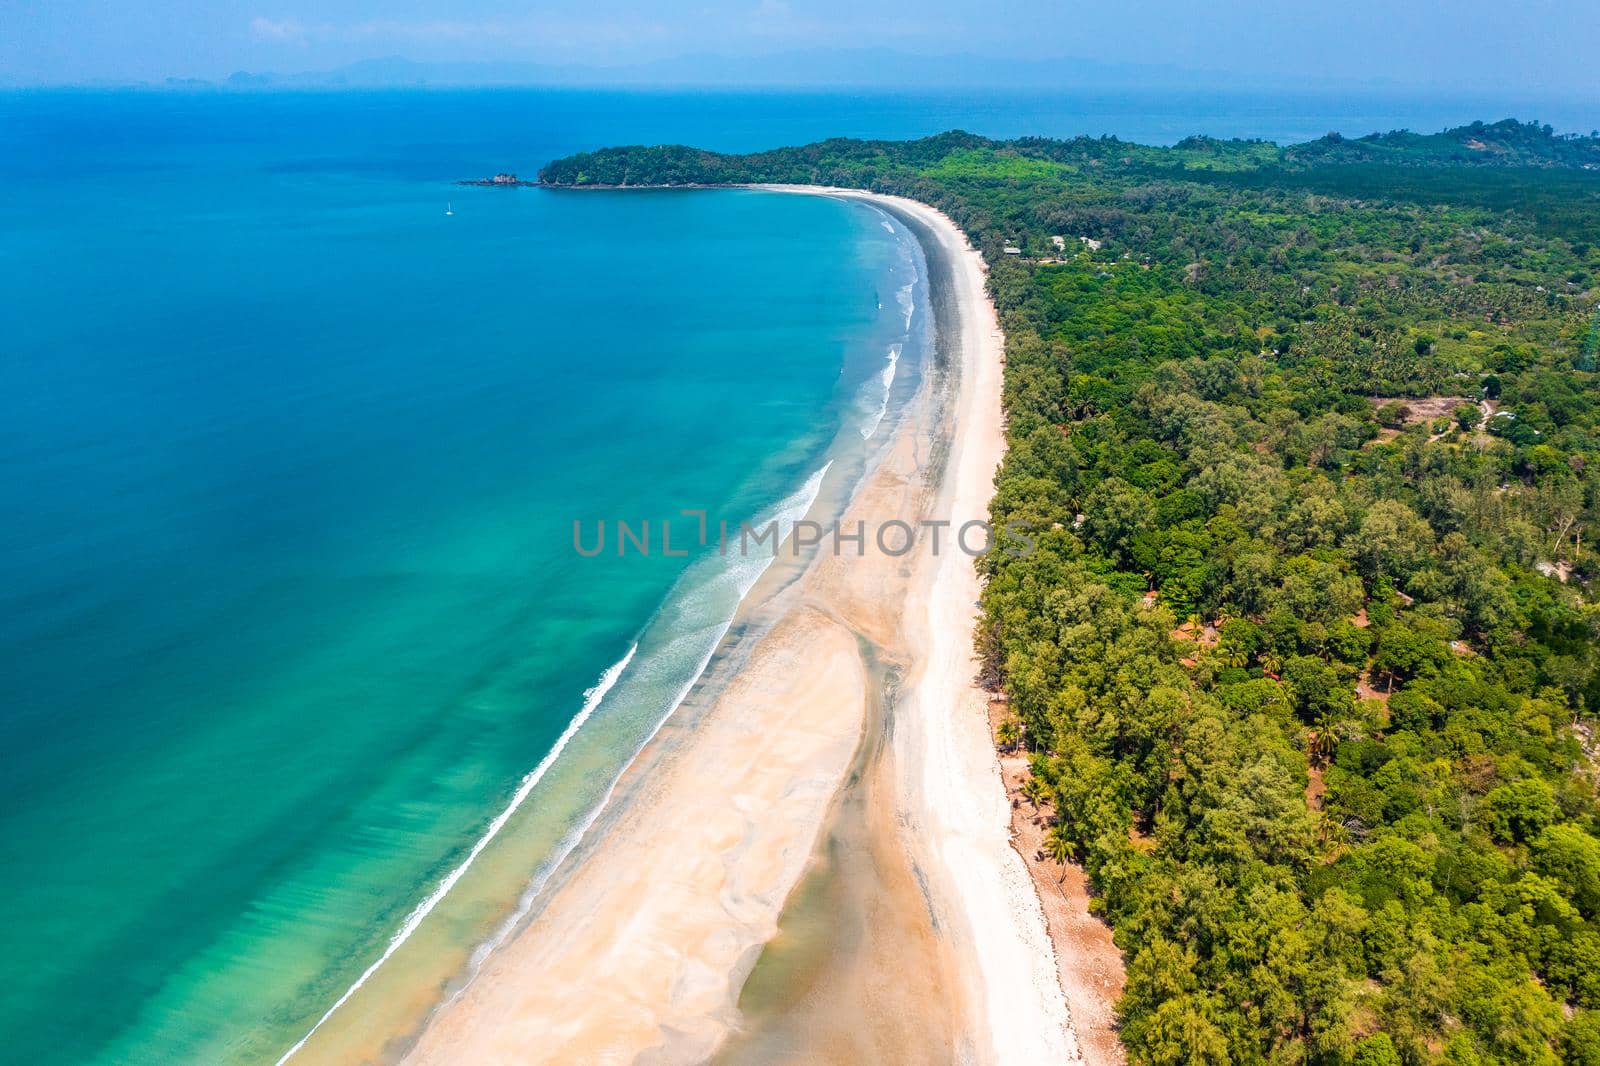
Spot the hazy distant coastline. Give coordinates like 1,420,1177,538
18,48,1598,116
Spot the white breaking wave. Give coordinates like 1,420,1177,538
861,400,888,440
453,458,834,981
859,344,902,440
857,204,915,335
276,462,834,1064
882,343,901,391
736,460,832,592
273,644,636,1066
897,280,915,332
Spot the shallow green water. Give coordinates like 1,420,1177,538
0,91,922,1063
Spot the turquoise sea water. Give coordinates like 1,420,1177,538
2,87,1594,1063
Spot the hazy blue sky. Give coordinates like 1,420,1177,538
3,0,1596,92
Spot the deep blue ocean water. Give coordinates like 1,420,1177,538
2,86,1594,1063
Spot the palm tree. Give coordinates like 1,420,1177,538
1261,652,1283,679
1315,808,1336,847
1022,775,1048,809
1045,824,1075,882
1308,719,1338,765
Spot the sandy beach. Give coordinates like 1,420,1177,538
392,190,1087,1064
874,193,1082,1065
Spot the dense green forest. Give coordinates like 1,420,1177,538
542,120,1600,1065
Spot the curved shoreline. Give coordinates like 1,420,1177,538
869,191,1082,1063
386,189,1076,1064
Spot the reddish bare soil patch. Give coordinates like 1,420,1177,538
1172,619,1219,669
1306,764,1327,812
1171,619,1220,647
1373,395,1471,426
1355,671,1390,704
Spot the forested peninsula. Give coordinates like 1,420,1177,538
541,119,1600,1065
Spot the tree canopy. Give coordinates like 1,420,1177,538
543,120,1600,1065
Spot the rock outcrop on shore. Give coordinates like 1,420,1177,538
458,172,534,187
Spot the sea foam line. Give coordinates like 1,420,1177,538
860,344,902,440
852,201,916,334
419,460,836,1019
274,643,637,1065
897,279,915,331
277,462,832,1063
455,460,834,976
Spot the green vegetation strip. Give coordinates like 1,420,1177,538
544,120,1600,1066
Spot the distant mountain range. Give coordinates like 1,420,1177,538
200,49,1337,92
